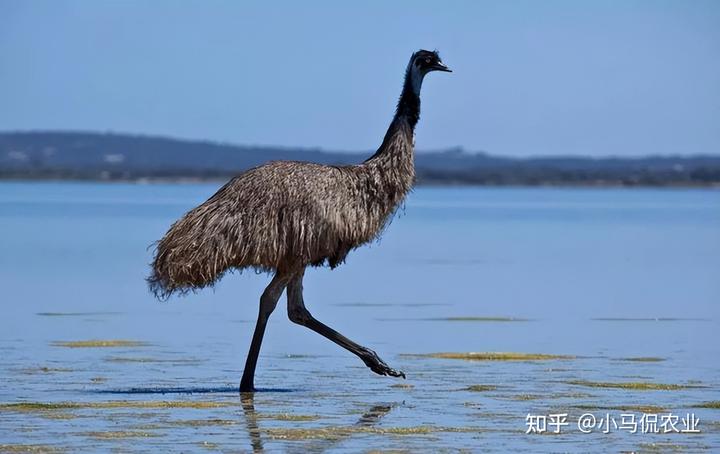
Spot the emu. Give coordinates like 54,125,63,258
148,50,451,392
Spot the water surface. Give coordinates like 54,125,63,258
1,183,719,452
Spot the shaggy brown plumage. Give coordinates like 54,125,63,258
148,50,448,300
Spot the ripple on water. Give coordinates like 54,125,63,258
402,352,575,361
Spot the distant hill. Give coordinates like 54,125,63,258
1,131,719,186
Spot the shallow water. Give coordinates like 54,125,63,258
1,182,719,452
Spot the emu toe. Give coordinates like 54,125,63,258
361,349,406,379
371,361,406,379
383,366,406,379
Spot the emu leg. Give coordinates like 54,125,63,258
286,270,405,379
240,272,289,392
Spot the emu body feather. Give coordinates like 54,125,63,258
148,120,414,299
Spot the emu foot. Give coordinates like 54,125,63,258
361,349,406,379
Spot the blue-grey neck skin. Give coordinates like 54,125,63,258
363,54,423,164
395,58,422,128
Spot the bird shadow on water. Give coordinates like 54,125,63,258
93,386,298,395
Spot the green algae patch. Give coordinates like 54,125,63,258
198,442,219,450
696,401,720,409
0,400,236,412
572,404,668,413
161,419,238,427
566,380,702,391
404,352,574,361
612,405,668,414
104,356,201,364
263,427,347,441
103,357,162,363
0,445,62,453
390,383,414,389
39,412,77,420
258,413,321,422
465,385,498,392
358,426,477,435
51,340,149,348
371,427,435,435
84,431,162,440
637,442,691,452
510,394,543,401
263,426,478,440
618,357,665,362
505,391,593,401
96,400,234,409
556,392,595,399
0,402,85,411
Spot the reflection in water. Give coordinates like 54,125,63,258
241,393,264,453
355,404,395,427
239,394,398,453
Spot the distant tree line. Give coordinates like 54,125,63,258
1,131,719,186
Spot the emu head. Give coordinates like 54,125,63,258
406,49,451,94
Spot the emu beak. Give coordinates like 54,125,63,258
432,62,452,72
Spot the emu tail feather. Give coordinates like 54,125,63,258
147,232,231,301
147,196,247,300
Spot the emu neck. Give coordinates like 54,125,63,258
365,64,423,164
361,65,421,208
395,66,422,127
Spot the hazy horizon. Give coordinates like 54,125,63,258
4,129,720,159
1,1,719,157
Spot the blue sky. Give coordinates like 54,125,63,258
1,0,718,156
